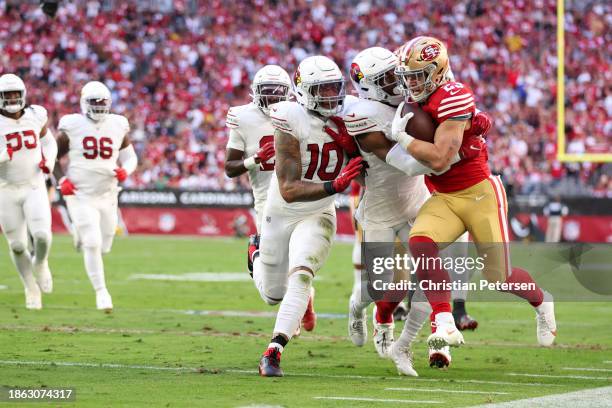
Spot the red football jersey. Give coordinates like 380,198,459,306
420,81,490,193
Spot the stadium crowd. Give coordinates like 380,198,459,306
0,0,609,196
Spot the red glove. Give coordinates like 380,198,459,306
255,141,275,163
459,136,486,159
330,156,364,193
471,111,492,137
39,159,50,174
59,177,77,196
114,167,128,182
324,116,359,156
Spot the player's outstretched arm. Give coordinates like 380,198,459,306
224,148,248,177
275,129,362,203
53,131,70,181
407,119,466,172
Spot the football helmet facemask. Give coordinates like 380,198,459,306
294,56,345,117
80,81,111,122
251,65,291,115
0,74,27,114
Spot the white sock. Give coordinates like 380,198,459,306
11,250,37,291
83,246,106,292
273,270,312,340
33,233,51,266
267,342,284,353
351,267,371,316
396,301,430,348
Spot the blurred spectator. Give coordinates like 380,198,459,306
0,0,608,196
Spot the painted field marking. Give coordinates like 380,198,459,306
129,273,251,282
313,396,441,404
605,361,612,364
0,360,192,372
386,387,509,395
0,285,7,290
507,373,611,381
563,367,612,373
470,386,612,408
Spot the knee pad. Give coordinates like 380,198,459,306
9,240,26,254
78,226,102,249
261,281,287,306
101,235,114,254
32,230,51,244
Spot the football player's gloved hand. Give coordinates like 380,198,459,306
0,146,13,163
39,158,51,174
391,102,415,149
471,111,492,137
327,156,364,194
114,167,128,182
459,136,486,160
323,116,358,156
244,141,275,170
59,177,77,196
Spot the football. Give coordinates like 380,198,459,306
401,102,437,143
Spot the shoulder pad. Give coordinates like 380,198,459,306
58,114,81,132
28,104,48,126
225,104,248,129
111,114,130,134
343,99,384,136
429,82,475,122
269,101,297,136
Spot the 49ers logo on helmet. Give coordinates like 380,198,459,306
419,44,440,61
294,69,302,86
350,63,364,83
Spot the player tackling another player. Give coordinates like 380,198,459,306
55,81,138,312
0,73,57,309
388,37,557,363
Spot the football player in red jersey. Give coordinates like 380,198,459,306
390,37,557,367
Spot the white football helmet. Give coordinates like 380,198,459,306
350,47,403,106
251,65,291,115
294,56,345,117
0,73,27,113
80,81,111,121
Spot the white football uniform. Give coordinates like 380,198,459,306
343,99,430,235
58,113,128,252
226,103,275,232
0,105,51,251
252,98,357,303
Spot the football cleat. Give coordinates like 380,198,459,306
453,311,478,331
33,261,53,294
347,295,367,346
429,345,451,369
301,287,317,331
25,286,42,310
535,291,557,347
372,306,394,358
247,234,259,276
427,312,465,351
388,342,418,376
96,288,113,313
259,347,283,377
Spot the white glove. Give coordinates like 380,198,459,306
391,102,415,150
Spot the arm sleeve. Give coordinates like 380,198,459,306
119,145,138,175
41,128,58,172
385,143,435,176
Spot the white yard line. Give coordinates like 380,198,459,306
507,373,611,381
563,367,612,373
386,387,509,395
0,285,7,290
313,396,441,404
605,361,612,364
469,386,612,408
0,360,192,372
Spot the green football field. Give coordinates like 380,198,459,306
0,235,610,407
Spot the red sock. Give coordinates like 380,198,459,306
375,300,399,324
408,236,452,317
503,267,544,307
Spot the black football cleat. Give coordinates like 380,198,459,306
247,234,260,277
453,311,478,331
259,347,283,377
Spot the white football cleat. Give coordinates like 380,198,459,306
536,291,557,347
427,312,464,351
348,295,367,346
25,286,42,310
372,306,394,358
388,342,418,376
429,345,451,369
33,261,53,294
96,288,113,312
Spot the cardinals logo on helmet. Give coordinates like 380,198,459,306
294,69,302,86
350,63,364,83
419,43,441,62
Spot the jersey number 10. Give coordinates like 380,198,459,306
83,136,113,159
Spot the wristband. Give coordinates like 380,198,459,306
323,181,336,195
243,156,258,170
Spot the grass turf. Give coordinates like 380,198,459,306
0,235,610,407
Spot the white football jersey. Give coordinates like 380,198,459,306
267,97,357,216
0,105,47,187
59,113,129,196
226,103,275,214
343,99,429,229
